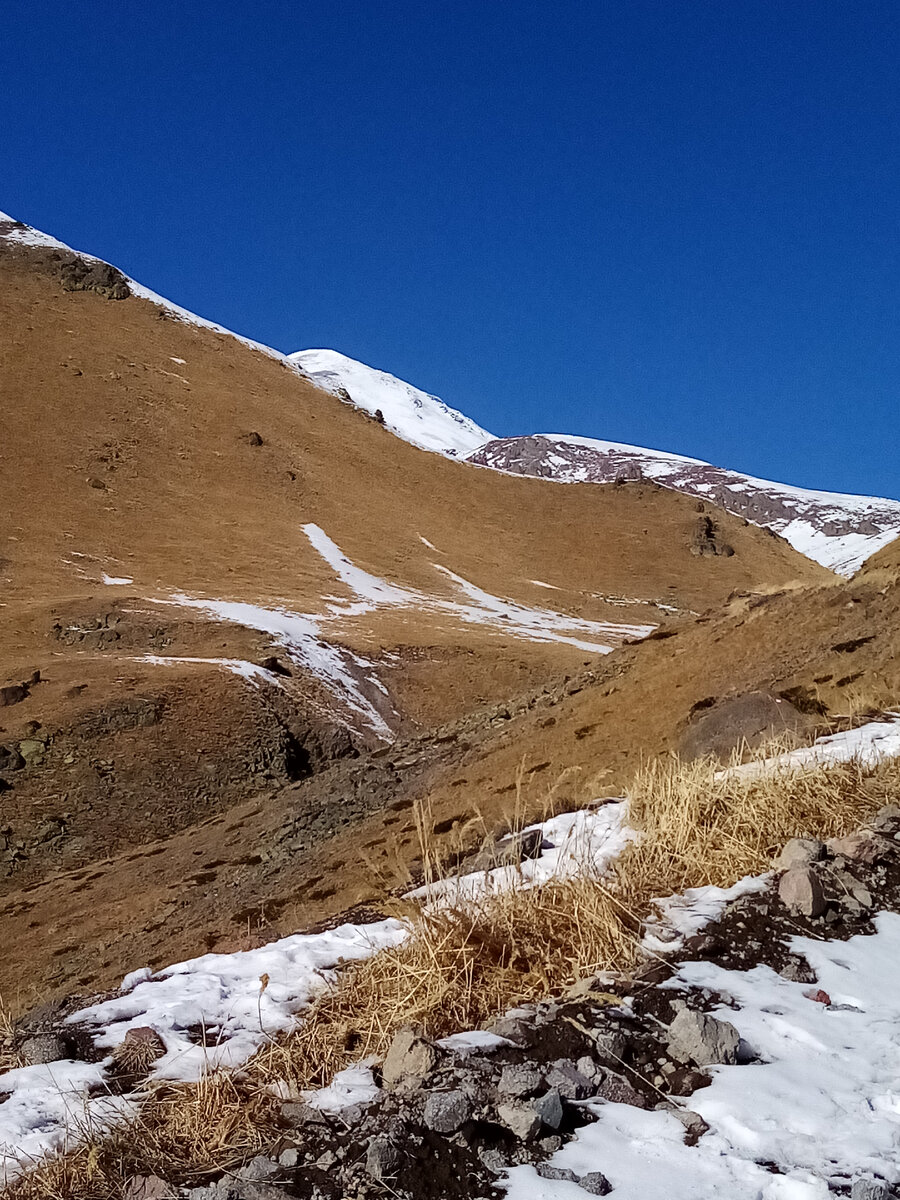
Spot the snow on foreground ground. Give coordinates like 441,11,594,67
505,915,900,1200
1,717,899,1184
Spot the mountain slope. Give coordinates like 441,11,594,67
289,348,492,457
0,210,829,1003
468,434,900,576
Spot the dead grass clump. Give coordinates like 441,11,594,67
6,1073,275,1200
620,745,898,904
255,870,634,1090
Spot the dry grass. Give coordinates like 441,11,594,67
8,743,900,1199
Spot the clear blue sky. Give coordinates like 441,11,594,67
3,1,899,498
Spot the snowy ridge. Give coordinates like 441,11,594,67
469,433,900,575
0,210,297,365
288,349,493,457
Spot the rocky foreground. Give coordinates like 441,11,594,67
9,804,900,1200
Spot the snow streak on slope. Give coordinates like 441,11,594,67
289,349,493,457
302,523,655,653
469,434,900,576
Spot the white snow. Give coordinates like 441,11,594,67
136,654,284,687
0,1060,135,1183
642,876,771,954
101,573,133,586
302,523,655,654
505,913,900,1199
303,1063,381,1113
721,717,900,781
158,593,395,738
289,349,493,458
408,802,634,905
482,432,900,576
67,920,408,1083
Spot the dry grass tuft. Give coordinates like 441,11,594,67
619,743,894,904
255,868,634,1091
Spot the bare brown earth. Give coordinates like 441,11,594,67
0,231,845,1009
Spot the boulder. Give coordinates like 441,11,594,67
498,1063,543,1097
546,1060,595,1100
827,831,891,864
667,1008,740,1067
365,1136,401,1180
775,838,825,869
778,867,826,917
497,1101,542,1140
18,1032,68,1065
579,1171,613,1195
533,1088,564,1130
423,1089,471,1134
679,691,815,763
381,1028,438,1088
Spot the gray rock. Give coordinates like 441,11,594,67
872,804,900,832
423,1089,471,1133
579,1171,613,1195
667,1008,740,1067
533,1088,564,1130
277,1149,299,1168
537,1165,579,1182
498,1063,543,1097
547,1060,595,1100
123,1178,174,1200
279,1100,329,1127
497,1101,542,1140
850,1182,891,1200
381,1028,438,1088
592,1028,628,1062
365,1136,401,1180
596,1070,648,1108
576,1054,604,1082
233,1157,279,1182
775,838,826,869
18,1032,68,1066
778,867,827,917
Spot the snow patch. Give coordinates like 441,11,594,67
290,349,492,458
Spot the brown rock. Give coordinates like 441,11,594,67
679,691,816,763
124,1177,175,1200
775,838,826,870
380,1028,438,1088
778,867,826,917
827,831,890,864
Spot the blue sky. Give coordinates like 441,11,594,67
3,1,899,498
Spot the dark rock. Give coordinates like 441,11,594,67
365,1136,401,1180
579,1170,613,1195
533,1088,564,1130
58,256,131,299
18,1032,68,1065
246,431,264,446
546,1060,595,1100
537,1165,579,1182
498,1063,543,1097
679,691,815,763
596,1070,648,1108
423,1089,471,1133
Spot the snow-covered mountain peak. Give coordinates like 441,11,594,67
468,433,900,576
289,349,493,457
